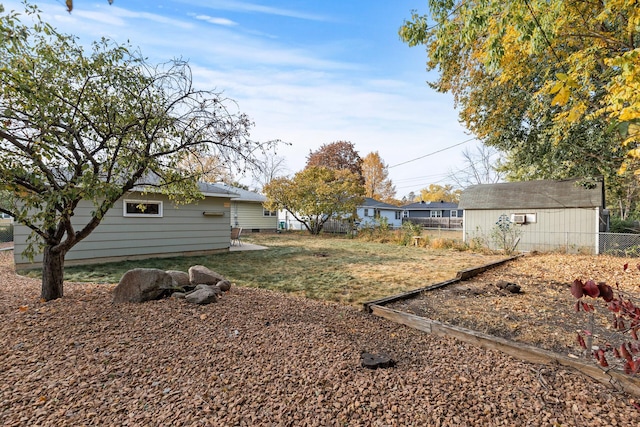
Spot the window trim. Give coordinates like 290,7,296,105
450,210,458,218
123,199,163,218
263,208,277,217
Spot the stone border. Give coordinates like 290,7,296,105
362,255,640,397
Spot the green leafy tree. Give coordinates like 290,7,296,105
263,167,364,235
400,1,639,208
0,4,273,300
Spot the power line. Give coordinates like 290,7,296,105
388,137,476,169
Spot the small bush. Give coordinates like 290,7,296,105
610,217,640,234
430,237,468,251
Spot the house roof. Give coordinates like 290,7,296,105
403,201,459,210
360,198,402,210
459,178,604,210
130,173,238,199
197,182,240,198
214,182,266,203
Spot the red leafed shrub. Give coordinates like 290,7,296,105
572,265,640,375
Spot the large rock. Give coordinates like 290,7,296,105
189,265,225,286
217,279,231,292
185,285,220,305
113,268,176,303
166,270,190,288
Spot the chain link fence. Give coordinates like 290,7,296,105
467,230,640,256
0,224,13,243
599,232,640,256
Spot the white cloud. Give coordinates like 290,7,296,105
193,14,237,27
175,0,331,22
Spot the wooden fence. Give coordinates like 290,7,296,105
403,217,463,229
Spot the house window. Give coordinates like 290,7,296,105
364,208,370,217
395,211,402,220
123,200,163,217
450,210,458,218
402,211,408,218
263,208,277,217
430,210,442,218
374,209,381,219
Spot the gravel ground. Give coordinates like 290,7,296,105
1,250,639,426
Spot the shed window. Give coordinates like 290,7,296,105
450,210,458,218
263,208,277,217
430,210,442,218
123,200,163,217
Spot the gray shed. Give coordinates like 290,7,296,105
459,178,607,254
14,182,238,269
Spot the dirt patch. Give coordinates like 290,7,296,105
388,253,640,360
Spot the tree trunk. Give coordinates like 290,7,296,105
41,246,65,301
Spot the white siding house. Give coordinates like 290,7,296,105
357,198,403,228
14,182,237,269
459,178,607,254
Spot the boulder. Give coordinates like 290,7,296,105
189,265,225,286
185,286,220,305
217,279,232,292
166,270,190,288
113,268,176,303
171,292,186,299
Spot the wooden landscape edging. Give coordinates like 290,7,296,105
369,304,640,397
362,255,521,313
363,253,640,397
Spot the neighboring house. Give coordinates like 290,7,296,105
215,183,278,232
14,182,238,269
357,198,403,229
278,209,306,231
0,212,13,224
402,201,463,229
459,178,607,254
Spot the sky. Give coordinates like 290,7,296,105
2,0,480,197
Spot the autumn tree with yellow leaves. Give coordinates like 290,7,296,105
361,152,396,204
400,0,639,215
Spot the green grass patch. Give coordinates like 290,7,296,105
57,232,505,306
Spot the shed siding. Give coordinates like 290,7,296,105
230,201,277,230
464,208,598,253
14,192,231,268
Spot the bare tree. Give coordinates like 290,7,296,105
449,145,504,187
251,152,289,190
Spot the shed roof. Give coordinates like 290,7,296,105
360,198,402,210
459,178,603,210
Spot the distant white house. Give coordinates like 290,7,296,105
277,198,403,232
215,183,278,232
356,198,403,228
